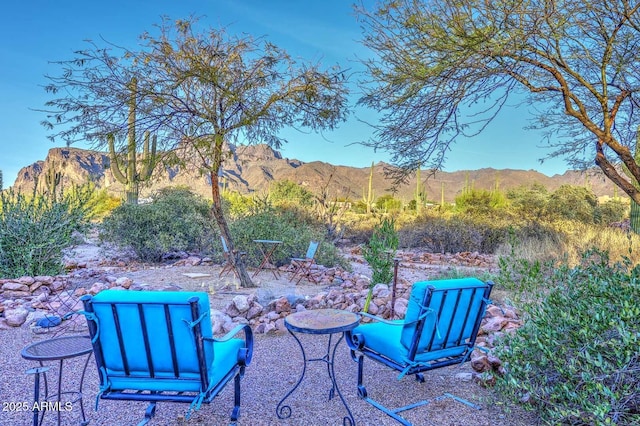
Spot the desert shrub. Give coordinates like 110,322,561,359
551,221,640,266
594,198,628,225
86,187,122,220
100,187,215,262
268,179,314,207
337,212,382,244
547,184,598,223
455,187,508,215
362,217,398,285
222,190,254,218
495,249,640,425
505,183,550,221
399,215,478,252
351,200,370,214
0,186,92,278
229,204,347,269
399,214,510,253
495,222,565,261
374,194,402,212
496,228,559,305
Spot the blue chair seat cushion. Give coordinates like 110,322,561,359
106,338,245,393
352,321,467,367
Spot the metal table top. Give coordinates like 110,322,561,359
21,335,93,361
285,309,360,335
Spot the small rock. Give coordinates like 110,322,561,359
232,295,250,313
115,277,133,289
2,282,30,292
5,307,29,327
454,372,473,382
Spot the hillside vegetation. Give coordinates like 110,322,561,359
1,179,638,424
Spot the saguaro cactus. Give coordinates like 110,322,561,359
44,162,62,202
414,166,426,214
108,78,157,204
624,127,640,233
362,161,375,214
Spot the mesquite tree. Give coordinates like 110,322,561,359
41,18,349,287
357,1,640,214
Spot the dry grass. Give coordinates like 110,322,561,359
496,221,640,267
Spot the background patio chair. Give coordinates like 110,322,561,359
80,290,253,425
220,236,246,278
346,277,494,425
288,240,319,284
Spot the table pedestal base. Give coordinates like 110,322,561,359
276,331,355,426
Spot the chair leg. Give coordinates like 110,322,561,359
137,402,157,426
357,355,412,425
355,355,479,426
231,372,241,422
356,354,367,398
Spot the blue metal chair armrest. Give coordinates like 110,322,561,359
359,312,405,325
346,313,405,353
205,324,254,366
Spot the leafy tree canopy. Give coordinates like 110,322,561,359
41,17,349,287
357,0,640,203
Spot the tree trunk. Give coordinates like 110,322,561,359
210,171,255,288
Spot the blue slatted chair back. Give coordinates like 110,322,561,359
221,236,230,254
401,278,488,360
306,241,319,259
85,290,213,393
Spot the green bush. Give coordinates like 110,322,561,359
547,184,598,223
495,249,640,425
0,187,92,278
100,187,215,262
374,194,402,212
455,187,508,215
221,190,254,218
594,198,628,225
399,214,510,253
362,217,398,285
229,204,347,269
506,183,550,221
268,180,314,207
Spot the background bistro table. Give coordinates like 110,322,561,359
252,239,283,279
276,308,361,426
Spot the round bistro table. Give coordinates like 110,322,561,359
21,335,93,426
276,308,361,426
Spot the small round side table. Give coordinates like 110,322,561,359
21,335,93,426
276,308,361,425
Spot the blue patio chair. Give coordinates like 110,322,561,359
289,241,320,284
345,278,493,425
80,290,253,425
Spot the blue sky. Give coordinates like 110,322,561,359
0,0,569,187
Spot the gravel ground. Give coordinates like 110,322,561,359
1,325,538,426
1,244,539,425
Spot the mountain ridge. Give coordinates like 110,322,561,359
9,144,621,203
